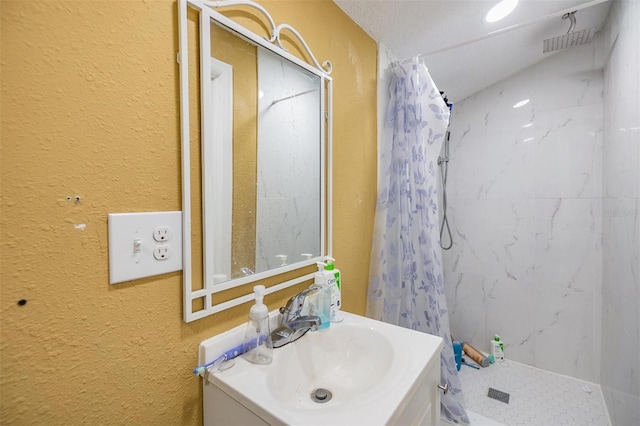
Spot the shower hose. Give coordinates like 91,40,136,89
439,135,453,250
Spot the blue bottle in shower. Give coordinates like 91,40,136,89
453,341,462,371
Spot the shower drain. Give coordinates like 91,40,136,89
487,387,510,404
311,388,332,403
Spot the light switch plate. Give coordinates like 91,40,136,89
108,211,183,284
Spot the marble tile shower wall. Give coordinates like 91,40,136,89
442,39,604,383
255,51,320,271
601,0,640,424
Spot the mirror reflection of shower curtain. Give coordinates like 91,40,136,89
366,59,469,425
207,56,233,284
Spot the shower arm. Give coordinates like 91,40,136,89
564,11,577,33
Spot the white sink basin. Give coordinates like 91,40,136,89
199,311,443,425
266,324,393,408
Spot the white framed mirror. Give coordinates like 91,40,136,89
178,0,333,322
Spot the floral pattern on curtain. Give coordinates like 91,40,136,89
367,59,469,425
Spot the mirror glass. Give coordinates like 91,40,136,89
255,49,322,274
205,19,324,284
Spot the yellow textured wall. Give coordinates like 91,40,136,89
0,0,377,424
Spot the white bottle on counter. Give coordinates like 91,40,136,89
310,262,332,330
241,285,273,364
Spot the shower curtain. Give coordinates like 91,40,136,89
367,59,469,425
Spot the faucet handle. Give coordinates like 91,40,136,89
280,288,316,322
280,294,303,322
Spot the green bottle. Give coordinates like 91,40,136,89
325,257,342,322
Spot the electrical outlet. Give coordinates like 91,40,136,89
153,245,172,260
108,211,182,284
153,226,172,242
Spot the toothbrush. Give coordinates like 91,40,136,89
193,343,244,375
193,335,267,375
462,358,481,369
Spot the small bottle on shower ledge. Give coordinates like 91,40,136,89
491,334,505,362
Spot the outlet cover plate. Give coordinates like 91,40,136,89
108,211,182,284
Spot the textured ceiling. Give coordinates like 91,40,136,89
334,0,612,101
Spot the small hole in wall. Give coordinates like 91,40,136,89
17,299,27,306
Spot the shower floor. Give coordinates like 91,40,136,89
457,359,611,425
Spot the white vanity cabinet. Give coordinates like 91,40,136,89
390,351,442,425
199,311,444,425
204,385,271,426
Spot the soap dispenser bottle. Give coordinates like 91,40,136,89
325,257,343,322
310,262,331,330
242,285,273,364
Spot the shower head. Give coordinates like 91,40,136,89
543,11,597,53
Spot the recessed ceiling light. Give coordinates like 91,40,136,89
513,99,530,108
486,0,518,23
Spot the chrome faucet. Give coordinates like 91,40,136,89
271,288,322,348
